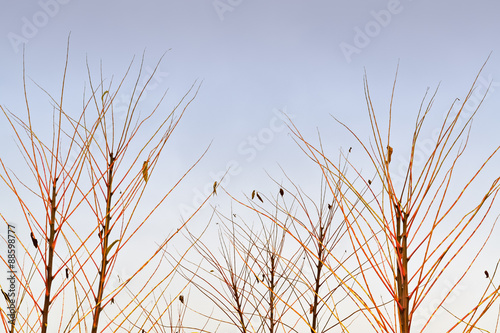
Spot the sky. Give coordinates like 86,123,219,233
1,0,500,331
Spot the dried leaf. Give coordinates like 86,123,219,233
213,181,217,195
30,232,38,249
105,239,119,257
1,289,11,304
251,190,255,199
485,270,489,278
256,192,263,203
309,304,314,314
279,188,284,196
179,295,184,304
101,90,109,103
142,161,149,183
368,179,372,185
386,145,393,164
65,268,69,279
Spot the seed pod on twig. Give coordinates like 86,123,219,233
30,232,38,249
386,145,393,164
142,160,149,183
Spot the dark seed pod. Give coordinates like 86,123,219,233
30,232,38,249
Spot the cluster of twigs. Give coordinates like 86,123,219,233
182,60,500,332
0,41,204,332
1,43,499,333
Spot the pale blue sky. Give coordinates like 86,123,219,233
2,0,500,330
3,0,498,219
